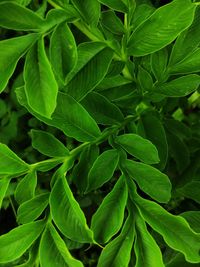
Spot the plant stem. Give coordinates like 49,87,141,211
9,196,17,218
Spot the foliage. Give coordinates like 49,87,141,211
0,0,200,266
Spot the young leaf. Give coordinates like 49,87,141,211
128,0,196,56
91,176,128,243
15,171,37,205
50,175,94,243
0,2,46,31
71,0,100,26
17,193,49,224
50,22,77,85
98,0,128,13
115,133,159,164
125,159,171,203
24,37,58,118
134,214,165,267
0,220,45,263
150,48,168,81
86,149,119,193
31,130,69,158
137,66,153,92
81,92,124,125
101,10,125,35
0,143,29,175
16,88,101,142
133,193,200,263
64,42,113,101
72,145,99,193
0,178,10,209
156,74,200,97
138,113,168,170
0,33,38,93
39,222,83,267
97,213,134,267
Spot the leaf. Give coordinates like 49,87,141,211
0,220,45,263
98,0,128,13
0,143,29,176
97,214,134,267
115,133,159,164
133,193,200,263
81,92,124,125
177,181,200,204
50,22,77,85
125,159,171,203
39,222,83,267
71,0,100,26
138,113,168,170
156,74,200,97
91,176,128,243
14,171,37,205
0,2,46,31
0,178,10,209
0,33,38,93
181,211,200,233
101,10,125,35
72,145,99,193
31,130,69,158
164,119,191,140
150,48,168,81
86,149,119,193
131,4,155,30
64,42,113,101
24,38,58,118
128,0,196,56
17,193,50,224
134,214,165,267
169,48,200,74
16,88,101,142
50,174,94,243
137,66,153,92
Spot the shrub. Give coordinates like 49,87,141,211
0,0,200,266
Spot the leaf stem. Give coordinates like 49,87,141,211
9,196,17,218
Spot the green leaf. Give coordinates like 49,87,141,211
98,0,127,13
0,2,46,31
133,193,200,263
125,159,171,203
91,176,128,243
0,178,10,209
134,214,165,267
156,74,200,97
131,4,155,30
169,6,200,66
0,33,38,93
39,222,83,267
64,42,113,101
24,38,58,118
164,119,191,140
101,10,125,35
128,0,196,56
181,211,200,233
86,149,119,193
50,22,77,86
16,88,101,142
137,66,153,92
17,193,49,224
72,145,99,193
0,143,29,176
97,213,134,267
0,220,45,263
15,171,37,205
50,174,94,243
31,130,69,158
177,181,200,204
138,113,168,170
166,253,200,267
81,92,124,125
71,0,100,26
166,131,190,173
116,133,159,164
150,48,168,81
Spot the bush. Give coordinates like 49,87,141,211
0,0,200,266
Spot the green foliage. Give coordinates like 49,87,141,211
0,0,200,266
